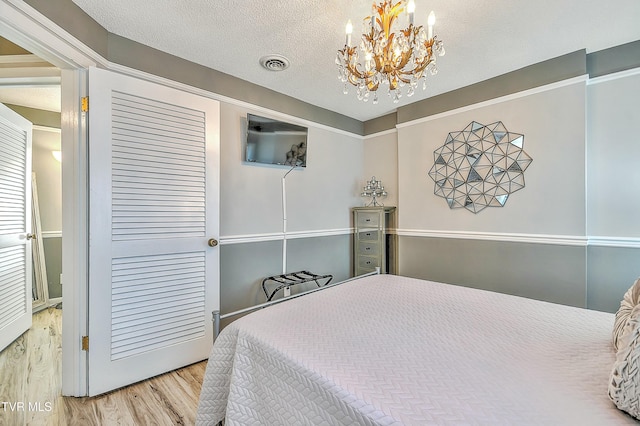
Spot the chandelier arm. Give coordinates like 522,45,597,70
343,59,378,88
396,50,413,71
340,47,367,81
345,52,372,79
398,50,435,78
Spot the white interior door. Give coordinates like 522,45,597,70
88,67,220,395
0,103,32,352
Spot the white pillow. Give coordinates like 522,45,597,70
609,303,640,419
613,278,640,351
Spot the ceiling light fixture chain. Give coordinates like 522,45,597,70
336,0,445,104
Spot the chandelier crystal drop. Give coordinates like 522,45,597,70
336,0,445,104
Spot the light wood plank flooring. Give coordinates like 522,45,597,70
0,308,207,426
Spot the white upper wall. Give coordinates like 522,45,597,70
362,132,399,209
587,71,640,238
396,80,587,236
219,102,364,237
32,128,62,232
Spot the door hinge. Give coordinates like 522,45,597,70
81,96,89,112
81,335,89,351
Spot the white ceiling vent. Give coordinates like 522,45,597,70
259,55,290,72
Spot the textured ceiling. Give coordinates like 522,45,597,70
66,0,640,120
0,47,60,113
0,86,61,112
61,0,640,121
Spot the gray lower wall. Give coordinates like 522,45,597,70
587,246,640,313
219,233,640,317
398,236,587,308
219,234,351,327
399,236,640,313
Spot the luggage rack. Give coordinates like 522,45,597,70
262,270,333,301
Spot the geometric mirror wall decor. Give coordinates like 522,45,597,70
428,121,532,214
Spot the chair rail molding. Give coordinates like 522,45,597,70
220,228,353,245
396,229,588,246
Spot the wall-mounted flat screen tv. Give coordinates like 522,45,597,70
245,114,308,168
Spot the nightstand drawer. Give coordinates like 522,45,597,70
357,230,379,241
357,255,380,269
356,211,380,228
358,241,380,256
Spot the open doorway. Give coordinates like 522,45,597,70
0,36,64,421
0,37,62,310
32,126,63,309
0,1,94,398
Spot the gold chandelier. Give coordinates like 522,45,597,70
336,0,445,104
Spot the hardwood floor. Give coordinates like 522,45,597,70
0,308,207,426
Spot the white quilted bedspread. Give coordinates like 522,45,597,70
196,274,635,425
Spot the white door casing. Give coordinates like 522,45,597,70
88,67,220,395
0,103,32,352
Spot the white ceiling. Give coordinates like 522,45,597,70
0,53,60,112
0,86,60,112
68,0,640,122
6,1,640,122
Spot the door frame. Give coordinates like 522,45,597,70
0,0,98,396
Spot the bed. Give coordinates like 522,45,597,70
196,274,636,425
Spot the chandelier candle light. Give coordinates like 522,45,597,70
337,0,445,104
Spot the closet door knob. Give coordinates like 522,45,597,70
208,238,219,247
26,233,36,240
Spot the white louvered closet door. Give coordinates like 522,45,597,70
0,103,32,352
88,67,220,396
